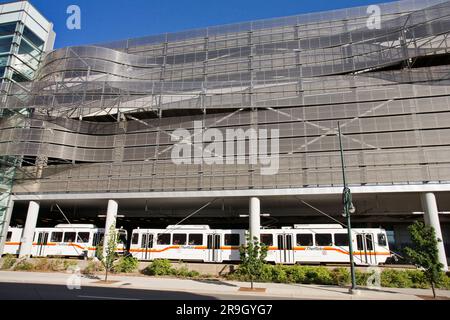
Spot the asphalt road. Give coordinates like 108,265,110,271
0,282,286,300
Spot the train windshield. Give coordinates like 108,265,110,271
118,230,128,244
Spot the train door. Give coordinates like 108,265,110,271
356,233,376,265
277,233,294,264
206,234,222,262
36,232,49,257
141,233,154,260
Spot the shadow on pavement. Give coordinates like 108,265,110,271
0,282,219,300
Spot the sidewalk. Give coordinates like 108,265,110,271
0,270,449,300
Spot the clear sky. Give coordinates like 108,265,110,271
25,0,397,48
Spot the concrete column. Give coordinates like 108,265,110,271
249,197,261,242
420,192,448,272
102,200,118,257
0,200,15,256
18,201,40,258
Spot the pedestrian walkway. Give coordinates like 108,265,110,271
0,271,448,300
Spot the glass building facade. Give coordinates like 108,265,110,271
0,0,55,254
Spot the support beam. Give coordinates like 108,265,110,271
0,200,14,255
18,201,40,258
103,200,118,257
420,192,448,272
249,197,261,242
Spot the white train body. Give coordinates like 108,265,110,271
3,224,127,258
129,224,391,265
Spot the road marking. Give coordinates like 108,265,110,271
77,295,141,300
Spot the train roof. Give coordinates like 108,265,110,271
54,224,98,229
293,224,344,229
166,225,210,230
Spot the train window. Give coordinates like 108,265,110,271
77,232,90,243
356,235,364,250
64,232,76,243
131,233,139,245
260,234,273,246
157,233,170,245
296,234,313,246
188,234,203,245
93,233,104,246
315,234,332,246
366,234,374,251
118,230,127,244
334,234,349,246
224,234,240,246
51,232,63,242
6,232,12,242
173,234,187,245
378,233,387,246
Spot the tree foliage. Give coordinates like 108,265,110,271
238,234,268,289
405,221,444,298
96,224,119,282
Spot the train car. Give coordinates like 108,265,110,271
3,227,23,255
260,224,391,265
129,225,246,263
2,224,128,258
129,224,391,265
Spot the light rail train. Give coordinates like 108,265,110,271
129,224,391,265
3,224,391,265
4,224,127,258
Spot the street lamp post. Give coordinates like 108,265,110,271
338,122,358,294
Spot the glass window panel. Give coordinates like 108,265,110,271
63,232,76,242
50,232,63,242
77,232,90,243
188,234,203,245
315,233,332,246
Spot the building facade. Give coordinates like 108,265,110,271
0,0,449,269
0,0,54,256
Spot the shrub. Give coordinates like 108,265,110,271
32,258,78,272
0,254,17,270
13,260,34,271
82,260,104,275
113,256,139,273
272,265,288,283
142,259,174,276
331,267,351,286
175,266,200,278
381,269,413,288
304,266,334,285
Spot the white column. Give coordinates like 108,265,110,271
18,201,40,258
249,197,261,242
0,200,15,255
102,200,118,257
421,192,448,272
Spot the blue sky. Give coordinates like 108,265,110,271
26,0,396,48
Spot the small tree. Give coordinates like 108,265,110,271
96,225,119,282
238,234,268,290
405,221,443,298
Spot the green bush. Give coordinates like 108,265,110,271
142,259,174,276
113,256,139,273
0,254,17,270
228,264,450,290
331,267,351,286
381,269,413,288
13,260,34,271
175,266,200,278
82,260,104,275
